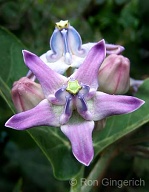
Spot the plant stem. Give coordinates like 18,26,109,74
66,67,73,77
70,166,84,192
81,146,118,192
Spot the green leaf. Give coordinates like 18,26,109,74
0,76,15,113
0,27,28,87
0,26,27,114
28,127,81,180
93,78,149,156
0,27,82,180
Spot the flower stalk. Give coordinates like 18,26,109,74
81,146,119,192
70,166,84,192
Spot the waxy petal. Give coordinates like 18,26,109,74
68,26,86,57
106,44,125,54
72,40,106,89
61,113,94,166
48,28,64,62
82,42,125,55
23,50,67,97
60,96,73,125
91,92,145,121
40,53,70,74
40,43,97,75
55,87,70,104
76,95,93,120
26,70,36,81
5,99,61,130
130,77,144,93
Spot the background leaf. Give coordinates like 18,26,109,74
28,127,82,179
0,27,28,87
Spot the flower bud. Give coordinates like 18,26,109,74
12,77,45,112
98,54,130,94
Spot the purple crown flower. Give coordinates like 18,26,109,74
5,40,144,166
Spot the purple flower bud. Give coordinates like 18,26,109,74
98,54,130,94
12,77,45,112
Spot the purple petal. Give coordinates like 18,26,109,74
26,70,36,81
130,77,144,93
55,86,70,104
76,95,93,120
92,92,145,121
40,53,70,74
68,26,86,57
72,40,106,89
48,28,64,62
5,99,61,130
106,44,125,54
61,29,72,64
23,50,67,97
61,114,94,166
79,84,90,97
60,96,73,125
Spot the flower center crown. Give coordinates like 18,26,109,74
66,80,82,95
55,20,69,30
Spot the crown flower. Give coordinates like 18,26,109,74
5,40,144,166
40,20,125,75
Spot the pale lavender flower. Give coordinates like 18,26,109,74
40,20,124,74
5,40,144,166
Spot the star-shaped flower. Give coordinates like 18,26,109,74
40,20,125,74
5,40,144,166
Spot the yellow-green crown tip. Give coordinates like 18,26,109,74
66,80,82,94
55,20,69,30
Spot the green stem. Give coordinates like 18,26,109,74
70,166,84,192
81,146,118,192
66,67,73,77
